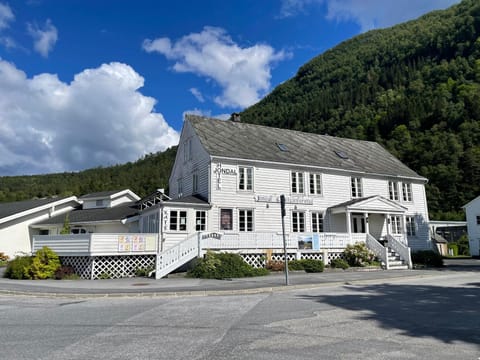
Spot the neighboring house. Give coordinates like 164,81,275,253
0,196,79,257
463,196,480,256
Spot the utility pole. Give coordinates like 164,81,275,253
280,195,289,286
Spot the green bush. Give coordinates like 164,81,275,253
287,259,325,272
343,242,376,267
187,251,269,279
457,235,470,256
412,250,444,267
447,243,459,256
29,246,61,279
4,256,33,279
135,267,154,277
54,265,78,280
330,258,349,269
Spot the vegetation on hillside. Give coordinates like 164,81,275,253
0,147,177,202
241,0,480,220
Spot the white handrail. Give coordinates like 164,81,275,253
387,234,412,269
155,233,199,279
366,234,389,269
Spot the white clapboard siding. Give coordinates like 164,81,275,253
33,234,91,255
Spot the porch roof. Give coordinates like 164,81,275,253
329,195,407,215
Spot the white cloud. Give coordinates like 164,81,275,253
143,26,289,109
0,2,14,30
325,0,461,32
279,0,461,31
27,19,58,57
182,109,231,121
189,87,205,103
0,59,179,175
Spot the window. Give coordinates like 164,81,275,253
476,215,480,225
196,211,206,231
309,173,322,195
351,177,363,198
177,178,183,197
390,216,402,234
71,228,87,234
239,209,253,232
402,183,412,202
220,209,233,231
406,216,416,236
183,138,192,162
239,167,253,191
192,171,199,194
292,211,305,232
388,181,399,201
277,143,289,152
291,171,304,194
95,199,104,207
39,229,49,235
311,212,324,232
170,210,187,231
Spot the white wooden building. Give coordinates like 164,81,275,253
463,196,480,256
32,115,432,279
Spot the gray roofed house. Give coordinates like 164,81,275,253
0,197,72,221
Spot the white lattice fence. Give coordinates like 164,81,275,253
239,253,265,268
60,256,92,279
300,252,324,261
327,252,345,262
92,255,156,279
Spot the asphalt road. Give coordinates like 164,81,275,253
1,270,479,360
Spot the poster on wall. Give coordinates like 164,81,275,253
118,235,156,252
297,234,320,250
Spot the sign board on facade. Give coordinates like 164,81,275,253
118,235,156,252
201,232,223,240
255,195,314,205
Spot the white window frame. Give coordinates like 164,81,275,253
195,211,206,231
406,216,416,236
311,212,324,233
292,211,305,232
309,173,322,195
402,183,413,202
238,166,253,191
177,178,183,198
351,177,363,198
192,171,199,194
388,181,399,201
390,216,402,235
169,210,187,231
291,171,304,194
238,209,254,232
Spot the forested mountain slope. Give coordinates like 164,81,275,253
242,0,480,219
0,147,177,203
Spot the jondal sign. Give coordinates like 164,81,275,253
213,163,237,176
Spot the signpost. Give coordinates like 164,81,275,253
280,194,289,286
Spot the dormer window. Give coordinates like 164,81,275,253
95,200,104,207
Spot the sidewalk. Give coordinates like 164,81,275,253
0,267,448,298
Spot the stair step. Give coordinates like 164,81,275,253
389,260,405,266
388,265,409,270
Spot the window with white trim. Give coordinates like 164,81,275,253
238,167,253,191
292,211,305,232
476,215,480,225
196,211,206,231
351,177,363,198
183,138,192,162
220,209,233,231
169,210,187,231
177,178,183,197
402,183,412,202
406,216,416,236
311,212,324,232
309,173,322,195
239,209,253,232
291,171,304,194
390,216,402,234
388,181,399,201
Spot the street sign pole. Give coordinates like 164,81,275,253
280,195,289,286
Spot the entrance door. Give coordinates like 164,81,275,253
351,215,366,233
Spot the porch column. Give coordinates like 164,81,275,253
364,212,370,236
385,214,390,236
402,214,408,245
346,210,352,243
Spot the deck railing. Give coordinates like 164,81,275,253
366,234,389,268
155,233,199,279
387,234,412,269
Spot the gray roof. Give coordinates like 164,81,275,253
187,115,424,180
166,195,209,205
78,190,124,200
0,197,71,220
35,203,139,226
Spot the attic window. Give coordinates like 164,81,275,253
334,150,349,159
276,143,289,152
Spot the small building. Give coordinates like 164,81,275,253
463,196,480,256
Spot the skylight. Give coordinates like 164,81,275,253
276,143,289,152
334,150,349,159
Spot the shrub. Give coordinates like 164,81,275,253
343,242,376,267
54,265,77,280
330,258,349,269
447,243,459,256
412,250,443,267
28,246,61,279
457,235,470,256
4,255,33,279
135,267,154,277
287,259,325,272
187,251,269,279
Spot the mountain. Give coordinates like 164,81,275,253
241,0,480,220
0,147,177,203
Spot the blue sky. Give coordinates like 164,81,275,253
0,0,460,175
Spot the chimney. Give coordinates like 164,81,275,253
230,113,241,122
